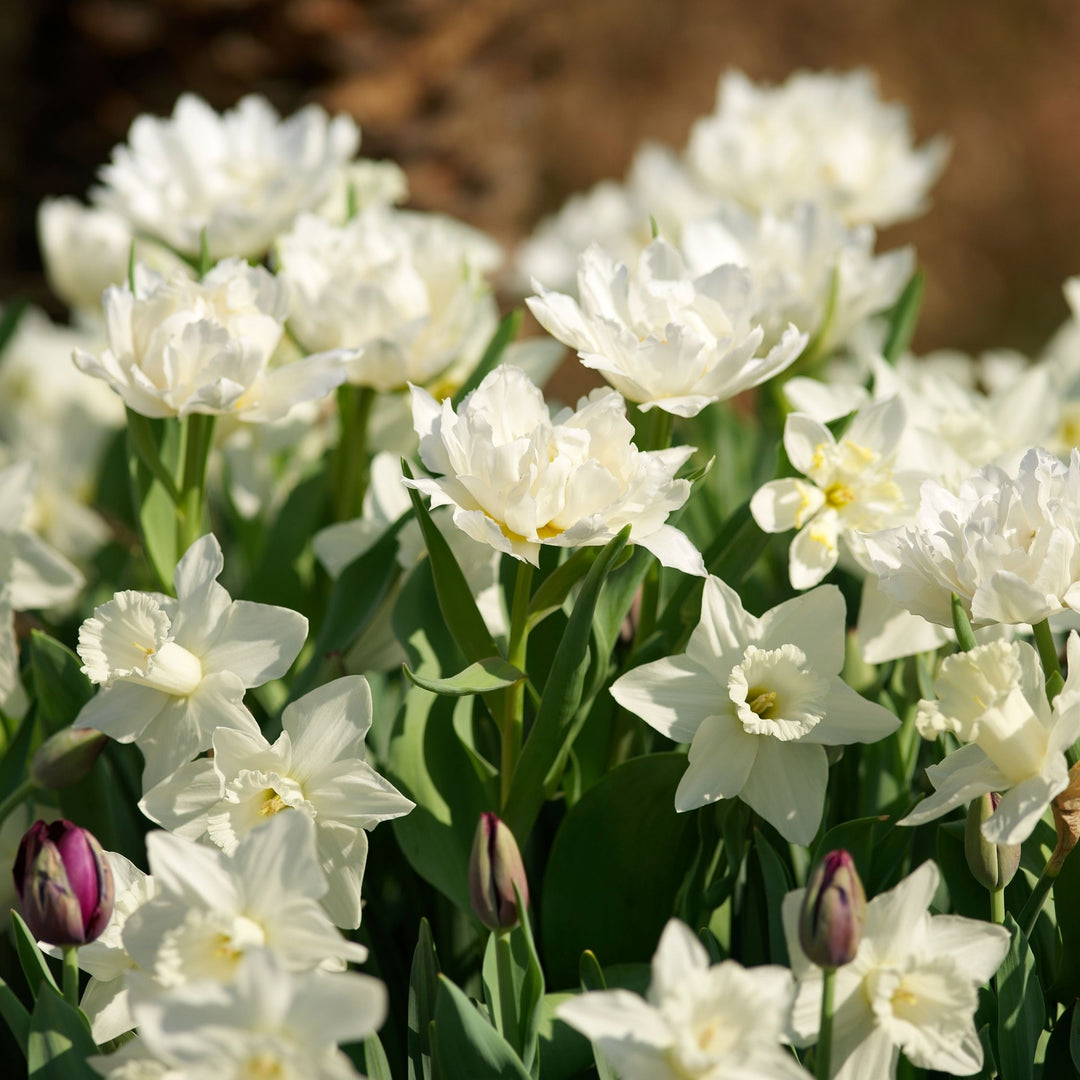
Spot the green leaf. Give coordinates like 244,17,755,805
0,298,28,360
287,515,406,703
11,911,59,1001
123,409,180,504
951,593,977,653
997,914,1045,1080
359,1033,393,1080
750,833,792,967
0,710,37,805
27,984,98,1079
482,889,544,1074
433,976,531,1080
405,658,526,698
127,414,182,589
578,951,606,992
28,633,94,735
408,919,441,1080
1043,1002,1080,1079
540,753,697,988
503,528,630,841
452,311,522,408
881,271,924,365
402,461,500,665
1072,1000,1080,1071
526,548,598,629
0,972,30,1056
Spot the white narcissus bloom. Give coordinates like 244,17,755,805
686,69,949,228
407,365,706,576
557,918,806,1080
680,204,914,358
74,259,345,422
75,533,307,788
276,208,499,392
751,396,921,590
611,578,898,844
140,675,414,929
122,813,368,992
93,93,360,260
784,861,1010,1079
527,237,807,418
864,448,1080,628
92,950,384,1080
900,636,1080,844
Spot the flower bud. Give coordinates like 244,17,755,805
29,728,108,790
798,849,865,970
13,820,114,946
468,812,529,932
965,793,1020,890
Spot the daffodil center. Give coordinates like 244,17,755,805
258,789,291,817
747,689,777,719
825,482,856,508
727,644,829,741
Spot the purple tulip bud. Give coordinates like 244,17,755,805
468,812,529,932
965,793,1020,891
12,820,114,946
798,849,866,970
30,728,108,790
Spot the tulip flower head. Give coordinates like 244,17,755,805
468,812,529,932
798,849,866,970
13,819,114,946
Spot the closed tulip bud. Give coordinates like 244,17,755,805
965,793,1021,890
799,849,865,970
468,812,529,932
13,820,114,946
29,728,108,790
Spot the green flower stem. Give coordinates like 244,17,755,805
61,946,79,1008
177,413,216,556
950,593,977,652
494,930,516,1047
990,886,1006,926
500,560,534,809
0,778,36,829
1032,618,1064,703
332,385,375,523
647,408,673,453
815,966,836,1080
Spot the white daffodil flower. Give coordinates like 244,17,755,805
140,675,414,929
123,813,368,993
751,396,921,590
75,533,307,788
276,207,499,392
557,918,806,1080
686,69,949,228
900,636,1080,844
407,365,705,575
527,236,807,418
74,259,345,422
680,204,914,358
93,93,360,260
784,861,1010,1079
93,950,385,1080
864,447,1080,628
611,577,898,844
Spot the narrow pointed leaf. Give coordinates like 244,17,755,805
405,658,525,698
0,972,30,1056
11,912,59,1001
408,919,441,1080
881,271,924,364
433,976,530,1080
997,914,1043,1080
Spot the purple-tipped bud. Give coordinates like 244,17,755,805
13,820,114,946
798,849,865,970
30,728,108,790
468,812,529,932
965,793,1021,891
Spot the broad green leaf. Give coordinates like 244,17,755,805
997,915,1044,1080
540,753,697,988
27,984,97,1079
0,972,30,1056
359,1033,393,1080
881,271,924,365
503,528,629,842
11,911,59,1000
408,919,441,1080
127,415,181,590
452,310,522,408
405,658,525,698
1043,1002,1080,1078
433,976,530,1080
28,633,93,735
402,461,500,665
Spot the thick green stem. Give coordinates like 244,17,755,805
61,945,79,1007
332,385,376,522
1032,618,1064,704
950,593,977,652
177,413,216,555
990,886,1006,926
0,778,36,829
815,966,836,1080
494,930,517,1048
500,561,534,809
647,408,673,452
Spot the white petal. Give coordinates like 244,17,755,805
635,525,706,577
789,517,839,590
556,990,672,1050
75,681,170,742
81,977,133,1044
923,916,1010,986
750,478,824,534
758,585,846,674
898,744,1004,829
803,679,900,746
200,600,308,685
686,575,758,669
285,676,372,781
784,413,832,476
138,758,222,835
610,655,717,743
862,861,938,960
738,738,828,845
675,713,758,811
648,920,709,1005
983,770,1065,846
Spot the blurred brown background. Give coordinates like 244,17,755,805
4,0,1080,356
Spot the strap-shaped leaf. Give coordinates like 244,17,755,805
997,915,1044,1080
433,975,530,1080
881,270,924,365
0,972,30,1057
408,919,440,1080
405,658,525,698
11,912,59,1001
503,527,629,842
27,984,98,1079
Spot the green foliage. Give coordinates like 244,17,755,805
27,985,98,1080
